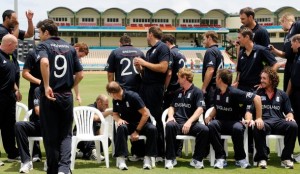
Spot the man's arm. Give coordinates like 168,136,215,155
131,107,149,141
167,106,175,122
24,10,34,38
270,45,285,58
107,72,114,82
40,57,55,101
253,95,264,130
73,71,84,88
271,62,283,72
73,85,81,105
164,69,172,91
22,69,41,85
134,57,168,73
232,71,240,88
202,67,214,93
182,107,203,134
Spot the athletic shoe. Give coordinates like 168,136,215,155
281,160,294,169
19,161,33,173
8,156,21,162
235,159,251,169
155,157,164,163
43,160,47,172
0,160,4,166
258,160,267,169
190,159,204,169
32,155,41,163
76,151,84,158
128,155,143,162
90,149,103,161
293,153,300,163
165,159,177,169
117,157,128,170
143,156,151,170
214,159,227,169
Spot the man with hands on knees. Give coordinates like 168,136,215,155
251,67,297,169
164,68,209,169
106,81,157,170
205,69,262,169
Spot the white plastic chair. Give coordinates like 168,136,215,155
71,106,109,170
205,107,249,166
23,109,44,160
161,108,203,157
114,109,156,168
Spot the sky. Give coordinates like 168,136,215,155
0,0,299,29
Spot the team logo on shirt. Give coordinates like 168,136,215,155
246,92,254,99
241,56,244,60
187,93,191,98
178,93,182,98
261,96,266,101
208,61,213,65
200,100,205,107
116,102,119,106
276,96,280,102
246,105,251,110
126,101,130,107
3,60,6,64
152,49,156,54
33,99,39,105
217,95,220,100
226,97,229,103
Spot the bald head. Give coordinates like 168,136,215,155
1,34,18,54
96,94,109,112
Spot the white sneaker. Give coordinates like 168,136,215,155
258,160,267,169
19,161,33,173
294,153,300,163
90,149,98,161
43,160,47,172
190,159,204,169
8,156,21,162
143,156,152,170
32,155,41,163
76,151,83,158
281,160,294,169
155,157,164,163
117,157,128,170
214,159,227,169
128,155,143,162
235,159,251,169
0,160,4,166
165,159,177,169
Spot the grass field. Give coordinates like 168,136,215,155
1,71,299,174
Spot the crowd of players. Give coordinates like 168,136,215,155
0,6,300,174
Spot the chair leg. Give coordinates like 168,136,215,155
184,140,189,156
190,139,195,155
29,139,34,159
100,139,109,168
70,138,78,170
210,144,215,167
95,141,102,164
224,139,228,157
151,157,156,167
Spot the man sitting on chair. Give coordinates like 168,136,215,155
205,69,262,169
252,67,297,169
15,87,41,173
164,68,209,169
106,81,157,170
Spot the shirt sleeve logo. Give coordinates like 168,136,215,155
246,92,254,99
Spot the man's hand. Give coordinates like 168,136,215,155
182,121,192,135
204,116,212,125
76,95,82,106
255,118,264,130
133,57,146,67
15,90,22,102
166,116,176,123
116,119,128,126
26,10,34,21
232,82,238,88
286,116,295,122
242,119,254,127
45,86,56,101
130,131,139,141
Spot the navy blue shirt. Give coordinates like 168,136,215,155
143,41,170,84
23,50,41,89
251,88,292,122
31,87,41,122
291,52,300,88
0,49,17,93
36,37,83,92
106,45,145,92
237,44,277,86
241,22,270,47
0,24,25,42
214,86,255,121
171,84,205,124
283,21,300,65
202,45,224,86
113,90,145,124
168,46,186,90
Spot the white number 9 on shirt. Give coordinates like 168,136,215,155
54,55,67,78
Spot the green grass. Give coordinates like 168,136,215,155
1,71,299,173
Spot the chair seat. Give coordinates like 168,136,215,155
176,135,195,140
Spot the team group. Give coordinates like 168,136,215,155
1,6,300,174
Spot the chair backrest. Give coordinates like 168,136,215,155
73,106,108,137
16,102,29,122
23,110,33,121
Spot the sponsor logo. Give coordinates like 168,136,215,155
126,101,130,107
262,105,280,110
246,92,254,99
187,93,191,98
178,93,182,98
